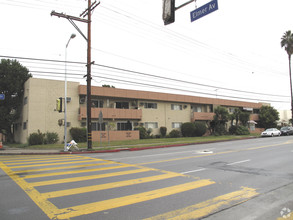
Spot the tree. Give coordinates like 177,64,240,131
258,105,280,129
0,59,31,142
239,111,250,126
211,106,229,135
281,30,293,123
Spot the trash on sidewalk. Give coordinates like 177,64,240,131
64,140,79,151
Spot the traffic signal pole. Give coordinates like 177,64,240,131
51,1,100,150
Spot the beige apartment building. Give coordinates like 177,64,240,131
14,78,263,144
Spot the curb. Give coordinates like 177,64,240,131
0,136,258,155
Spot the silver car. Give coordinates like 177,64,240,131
261,128,281,137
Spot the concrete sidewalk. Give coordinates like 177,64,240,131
0,136,259,155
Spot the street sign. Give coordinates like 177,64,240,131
190,0,218,22
0,94,5,100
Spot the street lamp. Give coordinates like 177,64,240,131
64,33,76,151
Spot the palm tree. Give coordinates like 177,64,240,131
281,30,293,124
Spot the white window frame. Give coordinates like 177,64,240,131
172,122,182,129
145,122,158,129
171,104,182,110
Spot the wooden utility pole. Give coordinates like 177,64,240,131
51,1,100,150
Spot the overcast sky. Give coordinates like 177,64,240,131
0,0,292,110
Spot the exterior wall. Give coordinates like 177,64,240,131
14,78,264,144
140,102,191,135
15,78,80,144
278,110,291,125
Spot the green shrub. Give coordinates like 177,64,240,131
213,124,227,136
69,127,87,142
160,127,167,137
181,122,195,137
135,126,148,139
235,126,250,135
168,129,181,138
28,130,45,145
44,132,59,144
229,125,237,135
194,121,207,137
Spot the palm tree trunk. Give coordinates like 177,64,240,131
289,55,293,123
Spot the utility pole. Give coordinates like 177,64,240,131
51,0,100,150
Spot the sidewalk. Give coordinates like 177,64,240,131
0,136,259,155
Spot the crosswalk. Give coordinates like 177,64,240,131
0,155,258,219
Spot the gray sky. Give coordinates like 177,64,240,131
0,0,292,109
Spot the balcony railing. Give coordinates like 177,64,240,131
192,112,215,121
79,107,142,120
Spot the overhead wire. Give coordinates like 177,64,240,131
1,55,289,104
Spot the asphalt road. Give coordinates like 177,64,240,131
0,136,292,220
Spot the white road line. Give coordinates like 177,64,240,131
181,168,206,174
226,159,251,166
111,149,215,161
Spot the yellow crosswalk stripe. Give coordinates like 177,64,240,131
53,179,215,219
8,159,100,169
0,155,82,162
4,157,94,165
12,161,117,174
42,172,185,199
144,187,258,220
29,168,153,187
0,155,259,220
23,164,131,179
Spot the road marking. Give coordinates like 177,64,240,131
12,161,117,174
181,168,206,174
29,168,153,187
144,187,259,220
4,157,92,165
0,155,259,220
53,179,215,219
0,155,83,162
22,164,133,179
42,172,185,199
226,159,251,166
8,159,98,169
111,150,197,160
139,141,287,166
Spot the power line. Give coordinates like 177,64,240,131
1,55,290,102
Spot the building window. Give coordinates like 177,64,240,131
117,121,132,131
116,102,129,109
92,100,104,108
145,122,158,129
194,106,202,112
228,107,236,113
172,122,182,129
144,102,157,109
171,104,182,110
92,122,106,131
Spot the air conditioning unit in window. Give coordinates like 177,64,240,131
66,97,71,103
80,97,85,104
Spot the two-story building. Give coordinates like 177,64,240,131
14,78,263,144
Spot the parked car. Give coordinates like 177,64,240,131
261,128,281,137
280,126,293,136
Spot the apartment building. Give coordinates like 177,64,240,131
14,78,263,144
